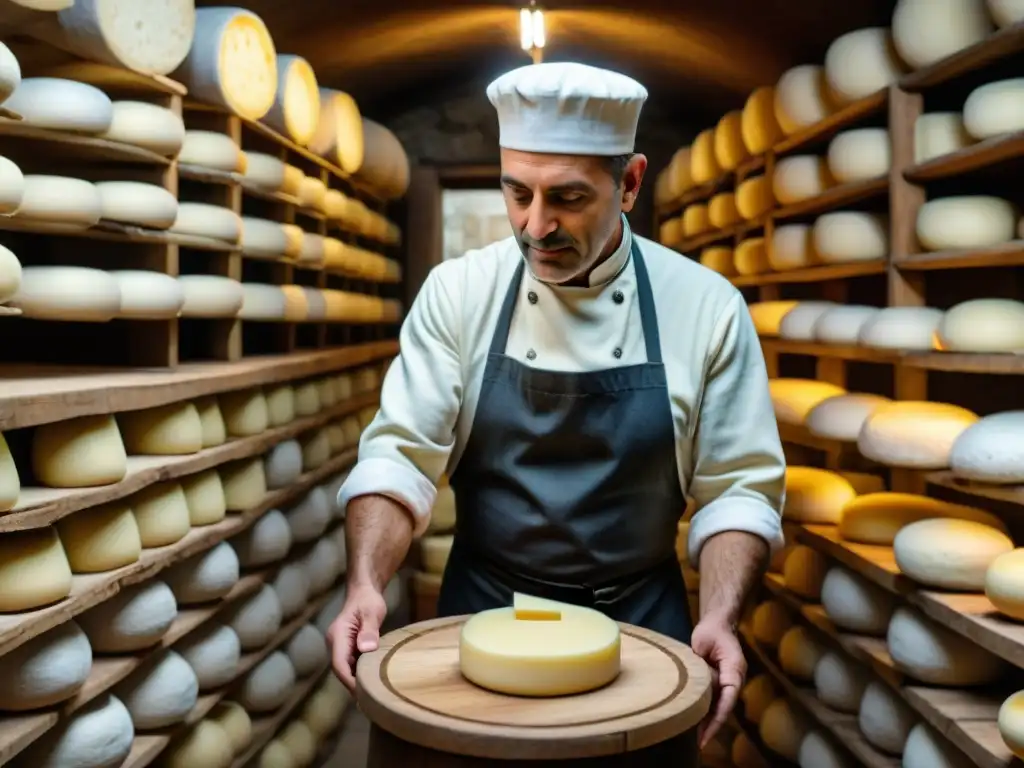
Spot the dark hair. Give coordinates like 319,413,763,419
601,153,634,186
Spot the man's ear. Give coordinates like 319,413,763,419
621,154,648,212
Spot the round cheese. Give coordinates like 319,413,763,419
193,397,226,448
110,270,185,319
769,379,847,425
708,193,741,229
887,605,1004,685
131,481,192,547
178,274,244,318
233,508,292,567
857,307,944,350
78,579,176,652
94,180,177,229
163,719,234,768
304,538,343,595
303,674,349,737
759,698,808,761
714,111,749,170
0,619,91,711
238,651,296,712
914,112,974,164
300,428,331,470
280,721,316,766
0,40,19,103
227,584,283,649
57,502,141,573
985,549,1024,620
176,623,241,690
812,305,880,344
0,156,23,219
210,701,251,755
0,527,73,612
778,626,826,681
734,238,770,276
264,440,303,489
895,518,1012,590
265,385,296,426
741,673,776,723
164,541,240,604
100,101,185,156
689,128,720,184
310,87,365,173
116,649,198,728
806,393,891,441
775,65,833,135
171,203,242,242
752,600,791,647
4,77,112,133
219,389,269,437
240,217,291,260
287,486,331,542
989,0,1024,27
779,301,835,339
939,298,1024,353
315,585,347,634
783,545,829,600
733,732,769,768
814,650,866,712
259,740,295,768
179,130,243,172
181,469,227,526
264,55,320,145
784,467,857,524
858,401,978,469
24,693,134,768
272,561,310,619
285,623,328,677
840,471,887,494
658,218,682,248
827,128,891,183
798,731,852,768
820,566,895,635
681,204,711,237
340,416,361,447
119,401,203,455
221,458,267,511
861,682,917,756
770,223,818,271
964,78,1024,139
742,86,784,153
0,242,22,303
904,722,974,768
736,174,775,220
15,176,102,229
917,196,1018,251
294,381,321,416
243,151,286,190
748,300,799,336
824,27,903,104
892,0,991,70
772,155,834,204
0,432,18,512
813,211,888,263
1000,690,1024,759
31,413,127,487
839,492,1006,545
421,535,453,575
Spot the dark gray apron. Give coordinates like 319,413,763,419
437,237,692,646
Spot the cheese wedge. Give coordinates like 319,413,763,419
513,592,563,621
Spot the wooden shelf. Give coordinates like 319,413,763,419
32,62,187,97
899,24,1024,92
774,90,889,157
896,242,1024,270
0,119,171,165
904,132,1024,182
760,339,1024,374
731,260,887,287
773,176,888,222
0,215,238,253
925,471,1024,507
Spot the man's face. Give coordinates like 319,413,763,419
499,149,646,285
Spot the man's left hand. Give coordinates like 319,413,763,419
690,616,746,749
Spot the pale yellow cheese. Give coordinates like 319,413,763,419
220,458,267,512
208,701,251,755
294,382,321,416
163,719,234,768
0,528,73,612
32,414,128,488
310,88,365,174
0,431,19,512
858,401,978,469
300,429,331,471
119,402,204,456
130,482,192,548
219,389,270,437
999,690,1024,759
986,549,1024,621
264,55,320,145
784,466,857,524
265,385,296,427
421,535,452,574
56,502,142,573
513,592,563,621
193,397,227,448
690,128,720,184
181,469,227,526
279,721,316,767
769,379,847,425
839,492,1007,545
895,518,1012,591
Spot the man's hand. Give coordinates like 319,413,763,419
690,615,746,749
326,584,388,693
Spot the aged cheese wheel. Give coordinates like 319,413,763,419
171,7,277,120
775,65,833,135
32,413,128,488
917,196,1018,251
904,722,974,768
178,274,244,318
951,411,1024,484
742,86,784,153
778,626,826,680
176,623,240,690
240,217,292,259
272,561,310,619
171,203,242,242
734,237,770,275
770,224,818,271
294,381,321,416
708,192,741,228
264,440,303,489
985,548,1024,620
666,147,693,200
339,416,361,447
914,112,973,163
813,212,888,263
354,117,410,200
681,204,710,236
798,731,853,768
1000,690,1024,758
827,128,891,183
857,306,944,350
814,650,866,712
748,300,798,336
15,176,102,229
263,54,320,144
421,535,453,574
988,0,1024,27
238,651,296,712
164,541,239,604
779,301,835,339
735,174,774,221
304,538,343,595
300,429,331,470
285,623,328,677
895,518,1012,590
772,155,833,204
858,401,978,469
179,130,243,172
279,721,316,766
100,101,185,155
77,579,176,652
241,285,285,322
14,265,120,321
0,242,22,303
57,502,141,573
209,701,251,755
824,28,903,104
219,388,269,437
812,305,880,344
659,218,682,247
892,0,991,69
859,680,916,755
690,128,720,184
821,566,895,635
119,401,203,455
259,740,295,768
227,584,283,649
24,693,134,768
939,298,1024,353
752,600,791,647
116,649,198,728
733,732,769,768
769,379,847,425
0,619,91,711
265,385,296,426
131,481,191,547
963,78,1024,139
0,528,73,612
221,457,267,511
783,545,829,599
714,110,749,170
164,719,234,768
0,40,19,103
784,467,856,524
232,508,292,567
303,675,349,738
0,432,18,512
741,673,776,724
4,77,112,133
839,492,1005,544
806,393,891,441
310,88,364,173
110,270,184,319
242,151,286,190
699,246,734,275
890,606,1005,685
181,469,227,526
192,397,226,449
759,698,808,761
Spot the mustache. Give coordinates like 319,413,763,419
519,230,576,251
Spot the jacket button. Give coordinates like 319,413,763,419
528,291,538,304
613,347,622,358
612,290,624,304
526,349,537,360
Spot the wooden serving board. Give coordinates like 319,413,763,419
356,615,712,761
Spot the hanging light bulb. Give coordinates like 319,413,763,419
519,3,546,62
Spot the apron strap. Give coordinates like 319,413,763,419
488,259,525,356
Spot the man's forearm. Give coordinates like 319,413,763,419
697,530,770,627
345,494,415,593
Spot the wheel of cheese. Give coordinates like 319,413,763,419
272,561,310,620
783,545,829,599
119,401,203,455
857,307,944,350
209,701,251,755
989,0,1024,26
741,673,776,724
130,481,192,547
219,388,269,437
0,40,19,103
904,723,974,768
824,27,903,104
232,508,291,567
813,212,888,263
889,605,1004,684
1000,690,1024,759
748,300,798,336
690,128,720,184
110,270,184,319
952,411,1024,485
769,379,847,425
178,274,244,318
658,218,682,247
300,428,331,470
263,54,320,145
339,415,361,447
24,693,134,768
303,675,349,738
751,600,791,647
220,458,267,511
806,393,891,441
242,152,286,190
858,680,916,755
698,246,734,275
0,156,23,217
14,265,121,322
714,110,749,170
304,538,343,595
778,301,835,339
259,740,295,768
227,584,283,649
894,517,1012,590
264,440,302,490
784,467,856,524
665,147,693,200
315,585,347,634
0,242,21,306
171,7,277,120
0,527,72,613
171,203,242,242
826,128,891,183
778,626,826,681
99,101,185,156
798,731,852,768
298,176,327,212
742,86,785,153
840,492,1005,545
278,721,316,766
772,155,833,205
176,623,240,690
814,650,867,712
735,174,775,220
77,579,176,652
164,541,239,604
708,192,741,228
116,649,198,729
892,0,991,69
775,65,834,135
310,88,365,173
293,381,321,416
240,217,291,260
0,619,91,711
193,397,226,449
57,502,141,573
0,432,18,513
938,298,1024,353
317,378,338,408
759,698,808,761
285,624,327,677
914,112,973,163
265,385,296,427
681,204,710,237
164,719,234,768
985,549,1024,621
179,130,243,172
15,175,102,229
286,486,331,544
812,305,880,344
918,195,1018,251
238,651,296,712
32,413,126,487
821,566,895,634
734,237,770,275
732,732,769,768
281,285,310,322
841,471,887,494
354,117,410,200
298,232,326,267
858,401,978,469
181,469,227,526
963,78,1024,139
4,77,112,133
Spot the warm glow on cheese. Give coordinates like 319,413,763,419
513,592,563,621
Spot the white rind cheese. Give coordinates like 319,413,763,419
770,224,817,271
806,393,891,441
227,584,283,649
821,566,895,635
774,65,833,135
241,284,287,321
0,156,24,217
963,78,1024,139
858,401,978,469
178,275,244,318
100,101,185,156
812,305,880,344
772,155,833,205
857,307,944,350
23,693,134,768
826,128,891,183
240,217,291,259
0,619,92,711
813,650,866,712
175,623,241,690
0,41,20,104
938,298,1024,353
798,731,853,768
951,411,1024,484
272,561,310,620
179,130,243,172
264,440,303,489
286,486,331,543
779,302,835,340
4,77,112,133
110,270,185,320
813,212,888,263
15,176,102,229
916,196,1018,251
309,88,364,174
304,538,343,595
13,265,120,322
894,518,1012,590
171,203,243,243
892,0,992,69
264,54,320,145
285,624,327,677
748,300,798,336
903,722,974,768
824,27,903,104
888,606,1005,685
858,681,916,755
355,118,411,200
77,579,177,652
238,651,296,712
164,541,240,604
232,508,292,567
914,112,973,164
115,649,198,729
242,151,286,190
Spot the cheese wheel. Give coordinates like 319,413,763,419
171,7,277,120
421,535,453,574
772,155,833,204
32,413,127,487
658,218,682,247
192,397,226,449
242,152,286,191
821,566,895,634
24,694,134,768
783,545,829,599
0,241,22,303
298,177,327,212
240,217,292,259
179,130,243,172
130,482,191,547
759,698,808,761
963,78,1024,139
272,561,310,619
0,432,18,513
279,721,316,767
317,378,337,408
989,0,1024,26
304,538,343,595
221,457,267,511
858,401,978,469
733,733,769,768
778,625,826,680
914,112,973,163
826,128,891,183
752,600,791,647
354,117,410,200
840,492,1006,544
806,393,891,441
784,467,857,524
813,212,888,263
285,624,328,677
741,673,776,724
690,128,720,184
209,701,251,755
181,469,227,526
171,202,242,242
177,274,244,318
859,680,916,755
798,731,853,768
77,579,176,652
666,147,693,200
812,305,880,344
825,28,903,104
238,651,296,712
681,204,710,236
315,585,347,634
841,471,887,494
952,412,1024,484
242,283,287,321
892,0,991,69
939,298,1024,353
303,675,349,738
714,111,749,170
917,196,1018,251
339,416,361,447
232,508,292,567
263,55,320,144
735,174,775,220
774,65,834,135
14,265,120,321
894,517,1012,590
857,307,944,350
300,428,330,471
265,385,296,426
310,88,364,174
164,541,239,604
119,401,203,455
770,223,818,271
1000,691,1024,758
264,440,303,489
0,528,73,612
0,40,19,103
699,246,735,275
0,619,91,711
734,237,770,275
814,650,866,712
116,649,198,729
260,740,295,768
164,719,234,768
888,605,1004,685
779,301,835,340
460,594,620,696
219,388,269,437
904,723,974,768
769,379,847,425
708,192,741,228
100,101,185,156
742,86,785,153
15,176,102,229
110,270,184,319
3,77,112,133
294,381,321,415
227,584,283,649
748,300,799,336
57,502,141,573
176,623,241,690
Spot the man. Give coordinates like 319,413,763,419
328,61,785,749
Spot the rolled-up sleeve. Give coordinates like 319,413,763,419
338,265,463,537
687,292,786,566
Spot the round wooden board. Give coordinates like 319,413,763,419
356,616,713,760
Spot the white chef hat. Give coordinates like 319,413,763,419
486,62,648,156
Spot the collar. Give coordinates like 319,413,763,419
523,213,632,288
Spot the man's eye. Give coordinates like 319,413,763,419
556,194,584,204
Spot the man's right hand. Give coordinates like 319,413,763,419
327,583,388,693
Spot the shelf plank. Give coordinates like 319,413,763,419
0,119,170,165
774,90,889,157
925,471,1024,507
795,525,908,594
761,339,896,364
0,216,237,253
731,260,887,287
31,62,187,97
904,132,1024,182
773,176,888,222
759,339,1024,375
899,24,1024,92
896,242,1024,270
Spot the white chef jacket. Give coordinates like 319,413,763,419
339,215,786,566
